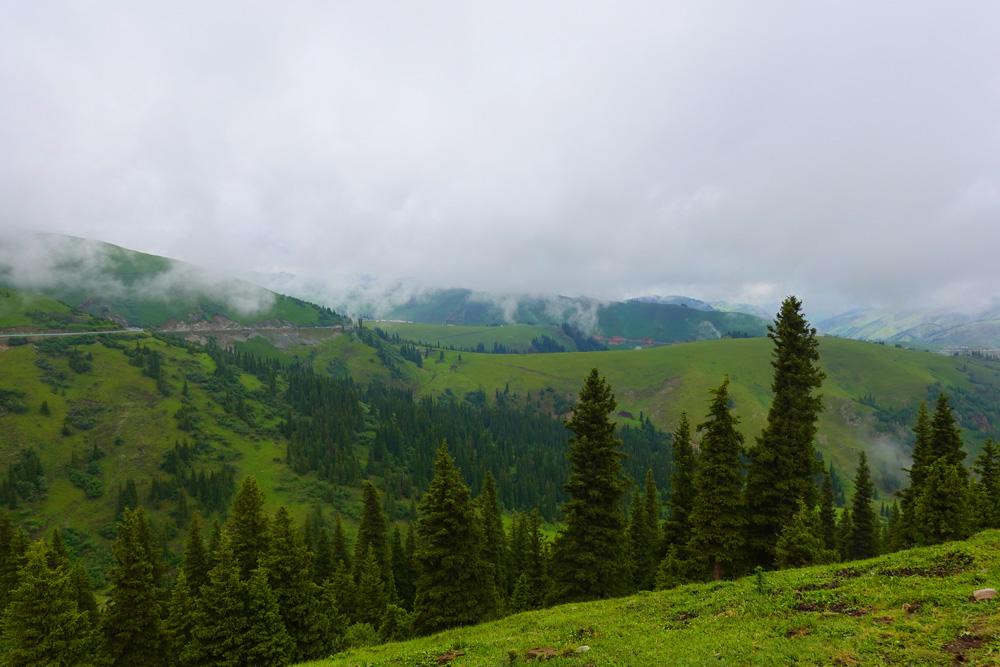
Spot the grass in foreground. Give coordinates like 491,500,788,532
302,531,1000,666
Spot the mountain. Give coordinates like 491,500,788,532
817,305,1000,349
376,287,769,345
0,232,346,329
626,295,716,310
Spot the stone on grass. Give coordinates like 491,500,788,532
972,588,997,601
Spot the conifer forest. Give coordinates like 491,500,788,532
0,296,996,667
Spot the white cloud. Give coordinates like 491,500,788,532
0,1,997,315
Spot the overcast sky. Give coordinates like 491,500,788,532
1,2,998,317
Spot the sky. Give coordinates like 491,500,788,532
1,2,998,318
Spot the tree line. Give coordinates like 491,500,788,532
1,296,996,664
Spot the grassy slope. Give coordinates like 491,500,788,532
0,234,342,328
372,323,579,352
0,286,120,332
383,289,770,343
363,336,985,496
0,333,350,567
305,531,1000,667
230,330,992,497
597,301,768,343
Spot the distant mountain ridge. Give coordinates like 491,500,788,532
0,232,346,329
380,288,769,345
817,305,1000,349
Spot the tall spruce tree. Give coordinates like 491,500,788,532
627,470,660,591
819,469,837,552
848,452,878,560
901,395,969,546
662,412,696,559
182,514,210,596
775,501,830,569
688,376,745,581
227,476,270,580
744,296,825,568
101,507,167,667
0,511,28,611
353,481,395,601
355,545,389,628
189,531,292,667
550,368,629,602
913,457,969,545
476,471,508,613
390,526,416,611
973,438,1000,529
163,570,198,666
0,541,95,667
899,402,931,545
331,512,352,572
260,506,330,662
412,441,491,635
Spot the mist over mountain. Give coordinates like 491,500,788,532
0,231,341,328
816,304,1000,349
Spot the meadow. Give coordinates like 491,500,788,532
303,530,1000,666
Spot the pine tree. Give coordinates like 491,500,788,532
313,528,334,585
627,470,659,590
476,471,508,612
913,457,969,545
259,506,330,662
902,395,969,546
848,452,878,561
353,481,395,600
929,394,967,471
47,529,71,571
0,511,28,610
189,531,293,667
412,441,491,635
227,476,270,579
101,507,168,667
884,501,904,553
818,469,837,551
71,562,99,627
662,412,696,559
331,512,352,572
688,376,745,581
355,545,389,629
899,402,931,545
973,437,1000,529
182,514,211,596
775,501,832,568
163,569,198,666
325,562,357,628
836,508,853,561
550,369,629,602
0,541,95,667
744,296,825,568
390,526,416,611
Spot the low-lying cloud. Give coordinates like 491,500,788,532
0,231,275,317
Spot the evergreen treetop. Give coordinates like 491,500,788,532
550,369,629,603
413,441,492,635
744,296,825,568
848,451,878,561
688,376,746,581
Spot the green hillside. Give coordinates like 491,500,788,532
382,287,768,344
596,301,767,345
0,286,121,332
307,530,1000,666
0,233,347,329
370,322,579,352
0,331,344,583
234,323,998,502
